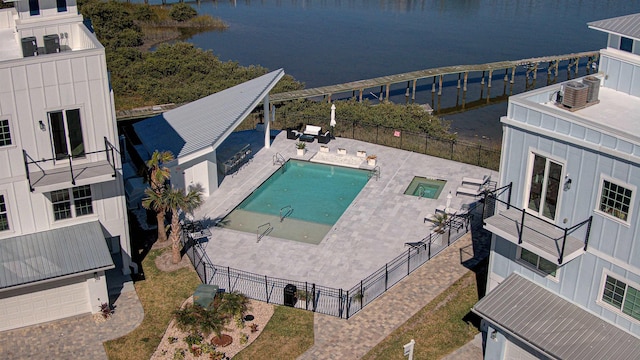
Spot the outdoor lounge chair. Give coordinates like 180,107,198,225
317,131,331,144
287,128,300,140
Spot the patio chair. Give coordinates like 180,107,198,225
318,131,331,144
287,128,300,140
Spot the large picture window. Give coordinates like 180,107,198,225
598,178,633,223
602,274,640,321
518,248,557,277
49,109,85,161
526,153,563,221
51,185,93,221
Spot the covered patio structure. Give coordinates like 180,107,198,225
131,69,284,196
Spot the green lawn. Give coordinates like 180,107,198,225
104,248,201,360
361,271,481,360
234,306,315,360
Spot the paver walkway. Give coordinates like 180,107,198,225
298,227,489,360
0,275,143,359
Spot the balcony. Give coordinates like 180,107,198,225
482,183,592,265
24,137,118,193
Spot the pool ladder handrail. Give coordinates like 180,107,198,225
280,205,293,222
273,152,286,166
257,222,272,242
369,165,380,181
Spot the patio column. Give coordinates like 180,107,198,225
264,93,271,149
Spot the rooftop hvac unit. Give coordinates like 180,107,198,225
21,37,38,57
562,81,588,109
583,76,600,103
44,34,60,54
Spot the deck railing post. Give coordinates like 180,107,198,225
559,228,568,264
339,288,343,318
264,275,269,303
584,216,593,251
68,153,76,185
23,150,34,192
507,182,513,209
227,266,231,291
407,248,411,275
518,209,526,244
305,282,309,310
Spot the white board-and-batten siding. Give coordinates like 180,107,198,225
0,50,114,179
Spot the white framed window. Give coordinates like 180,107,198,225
600,271,640,322
0,119,11,147
517,247,558,278
50,185,93,221
524,152,564,221
596,175,635,224
0,194,9,231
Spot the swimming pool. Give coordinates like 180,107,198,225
404,177,447,199
219,160,371,244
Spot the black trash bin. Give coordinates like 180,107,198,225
284,284,297,307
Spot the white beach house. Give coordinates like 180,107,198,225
473,13,640,359
0,0,132,330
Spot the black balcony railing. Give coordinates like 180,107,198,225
23,137,118,192
482,182,593,264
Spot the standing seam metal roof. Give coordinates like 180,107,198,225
473,273,640,360
588,13,640,41
0,221,114,290
133,69,285,160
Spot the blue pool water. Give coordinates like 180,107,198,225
220,160,371,244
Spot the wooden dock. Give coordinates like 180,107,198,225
269,51,599,103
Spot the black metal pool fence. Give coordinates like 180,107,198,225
277,116,501,171
181,202,484,319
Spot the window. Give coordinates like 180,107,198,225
28,0,40,16
599,179,632,222
49,109,85,161
51,185,93,221
56,0,67,12
0,195,8,231
518,248,557,277
0,119,11,147
602,275,640,321
620,37,633,53
526,153,563,221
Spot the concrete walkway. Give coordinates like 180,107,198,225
298,228,489,360
0,268,143,359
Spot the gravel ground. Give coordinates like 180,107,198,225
151,298,275,359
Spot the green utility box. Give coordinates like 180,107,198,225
193,284,219,308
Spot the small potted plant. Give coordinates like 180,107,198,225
366,154,377,166
296,142,306,156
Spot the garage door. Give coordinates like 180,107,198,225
0,277,90,331
505,340,543,360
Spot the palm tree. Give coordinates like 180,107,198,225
165,185,204,264
142,150,174,244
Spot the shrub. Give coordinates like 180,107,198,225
169,3,197,22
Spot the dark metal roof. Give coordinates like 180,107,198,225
588,13,640,41
133,69,285,160
0,221,114,290
473,273,640,360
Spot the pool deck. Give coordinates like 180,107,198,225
194,130,498,289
